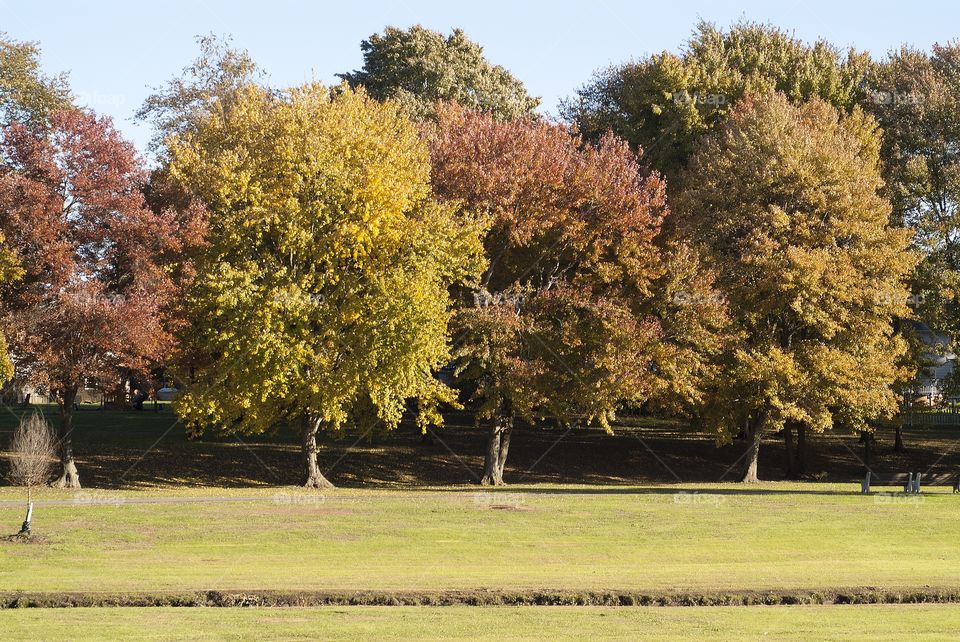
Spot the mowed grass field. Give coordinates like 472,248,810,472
1,483,958,594
4,605,960,641
3,408,960,639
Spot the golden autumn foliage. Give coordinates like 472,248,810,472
168,84,484,484
0,232,21,383
678,92,918,478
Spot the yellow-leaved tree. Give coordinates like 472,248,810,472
168,83,484,487
0,233,21,383
678,92,918,482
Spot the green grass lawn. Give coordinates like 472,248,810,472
2,410,959,640
1,483,958,594
3,605,960,641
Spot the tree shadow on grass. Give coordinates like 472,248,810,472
0,406,957,491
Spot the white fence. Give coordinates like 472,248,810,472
900,410,960,427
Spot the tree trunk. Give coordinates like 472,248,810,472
18,486,33,535
796,424,806,474
741,417,765,483
497,418,512,480
736,417,751,442
862,430,872,470
481,407,513,486
301,415,334,489
894,425,904,452
783,423,797,479
52,387,81,488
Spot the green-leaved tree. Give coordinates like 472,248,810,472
564,20,870,181
865,45,960,403
0,32,71,126
340,25,539,121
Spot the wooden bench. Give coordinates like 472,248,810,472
860,471,960,493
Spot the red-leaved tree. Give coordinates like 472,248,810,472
430,103,681,485
0,109,177,487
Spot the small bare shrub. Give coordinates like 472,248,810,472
8,412,56,535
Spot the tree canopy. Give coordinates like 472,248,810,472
677,92,917,481
428,103,713,484
563,20,870,179
136,34,263,153
0,108,177,487
339,25,539,121
865,45,960,363
0,32,71,126
168,83,484,487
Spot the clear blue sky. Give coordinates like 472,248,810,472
2,0,957,156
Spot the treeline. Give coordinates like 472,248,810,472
0,22,952,488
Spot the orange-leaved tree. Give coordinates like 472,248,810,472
0,109,177,487
430,103,724,485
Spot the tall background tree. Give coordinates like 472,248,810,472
0,32,71,126
678,92,916,481
168,83,484,488
429,103,725,485
339,25,539,121
136,34,262,155
0,109,177,487
865,45,960,402
563,20,870,181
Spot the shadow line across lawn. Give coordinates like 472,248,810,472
0,484,912,505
